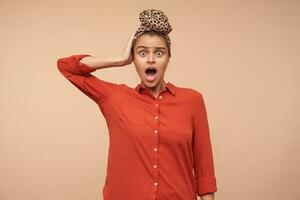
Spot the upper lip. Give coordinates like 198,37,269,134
145,66,157,71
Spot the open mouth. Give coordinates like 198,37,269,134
145,67,158,82
145,67,157,75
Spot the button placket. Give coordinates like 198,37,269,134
153,95,162,190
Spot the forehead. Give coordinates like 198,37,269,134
134,34,167,49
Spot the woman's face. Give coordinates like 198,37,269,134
132,34,170,88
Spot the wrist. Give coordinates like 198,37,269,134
113,56,127,67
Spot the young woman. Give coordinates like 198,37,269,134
57,9,217,200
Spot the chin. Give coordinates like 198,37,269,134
143,78,161,87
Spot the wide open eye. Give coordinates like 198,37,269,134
156,51,164,56
139,50,147,56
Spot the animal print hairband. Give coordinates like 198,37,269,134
133,9,172,57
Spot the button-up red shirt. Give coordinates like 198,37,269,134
57,54,217,200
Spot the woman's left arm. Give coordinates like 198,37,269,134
192,92,218,197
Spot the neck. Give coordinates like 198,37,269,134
142,79,167,98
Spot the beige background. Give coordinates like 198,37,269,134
1,0,299,200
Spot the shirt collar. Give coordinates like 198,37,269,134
135,81,176,96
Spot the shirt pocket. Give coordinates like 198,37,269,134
165,114,193,139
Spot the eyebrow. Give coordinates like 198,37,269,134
136,45,166,50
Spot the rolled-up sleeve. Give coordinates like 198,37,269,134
192,92,217,196
57,54,120,105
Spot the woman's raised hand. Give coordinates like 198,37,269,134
119,33,136,66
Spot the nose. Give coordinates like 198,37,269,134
147,53,155,64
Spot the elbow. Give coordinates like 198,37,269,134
56,57,72,77
57,57,67,71
56,54,92,76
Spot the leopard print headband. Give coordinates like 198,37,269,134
133,9,172,57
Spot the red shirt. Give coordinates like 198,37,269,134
57,54,217,200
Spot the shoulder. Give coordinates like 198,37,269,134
176,85,205,102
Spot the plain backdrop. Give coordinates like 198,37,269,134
1,0,299,200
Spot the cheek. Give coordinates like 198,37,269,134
159,65,168,75
133,63,143,75
133,57,145,68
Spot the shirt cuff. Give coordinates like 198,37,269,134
73,54,97,74
196,176,217,196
